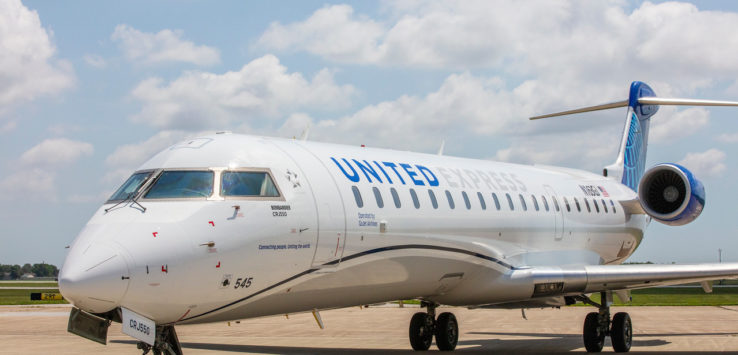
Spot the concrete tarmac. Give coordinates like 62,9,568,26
2,304,738,354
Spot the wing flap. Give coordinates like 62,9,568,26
521,262,738,297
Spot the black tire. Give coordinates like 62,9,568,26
583,312,605,353
611,312,632,353
435,312,459,351
409,312,434,351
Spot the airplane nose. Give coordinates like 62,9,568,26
59,243,130,313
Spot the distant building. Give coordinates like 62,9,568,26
20,273,35,280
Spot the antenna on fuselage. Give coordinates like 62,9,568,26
438,139,445,156
299,124,311,141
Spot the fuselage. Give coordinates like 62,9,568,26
59,133,648,325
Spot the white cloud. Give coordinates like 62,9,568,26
112,24,220,66
717,132,738,143
257,5,385,64
0,169,56,201
493,129,620,171
677,148,727,178
0,138,93,201
104,130,191,184
0,0,74,112
129,55,356,130
255,1,738,161
650,107,710,144
276,113,314,139
257,2,738,85
83,54,106,68
297,72,621,167
19,138,93,167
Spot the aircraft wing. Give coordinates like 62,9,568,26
520,262,738,298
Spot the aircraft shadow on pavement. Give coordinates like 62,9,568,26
112,336,738,354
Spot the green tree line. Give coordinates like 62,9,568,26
0,263,59,279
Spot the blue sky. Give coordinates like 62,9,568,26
2,0,738,266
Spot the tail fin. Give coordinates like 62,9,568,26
529,81,738,191
606,81,658,190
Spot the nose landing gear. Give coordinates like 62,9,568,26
409,302,459,351
579,292,632,353
137,325,183,355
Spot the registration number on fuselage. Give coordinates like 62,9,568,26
121,307,156,346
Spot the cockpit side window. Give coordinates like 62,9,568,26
107,171,154,202
221,171,280,197
144,171,214,199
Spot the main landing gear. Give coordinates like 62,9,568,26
577,292,632,353
137,325,183,355
409,302,459,351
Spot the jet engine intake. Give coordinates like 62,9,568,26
638,163,704,226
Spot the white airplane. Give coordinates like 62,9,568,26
59,81,738,354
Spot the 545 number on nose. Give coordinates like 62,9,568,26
234,277,253,289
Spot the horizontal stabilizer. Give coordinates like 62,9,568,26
637,97,738,107
529,100,628,120
530,97,738,120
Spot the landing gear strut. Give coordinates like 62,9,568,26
577,292,632,353
409,302,459,351
137,325,183,355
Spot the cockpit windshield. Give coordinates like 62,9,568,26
144,171,214,199
108,171,154,202
221,171,279,197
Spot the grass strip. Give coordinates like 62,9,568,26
0,288,68,305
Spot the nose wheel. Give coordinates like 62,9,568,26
579,292,632,353
409,302,459,351
137,325,183,355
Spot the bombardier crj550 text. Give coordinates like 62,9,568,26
60,82,738,354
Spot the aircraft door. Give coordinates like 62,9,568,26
270,141,346,268
544,185,564,240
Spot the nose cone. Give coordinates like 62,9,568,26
59,243,130,313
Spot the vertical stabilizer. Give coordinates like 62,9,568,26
530,81,738,191
604,82,658,190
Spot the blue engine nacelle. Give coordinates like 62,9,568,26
638,164,705,226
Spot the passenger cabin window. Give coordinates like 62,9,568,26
145,170,213,199
506,193,514,210
221,171,279,197
462,191,471,210
531,195,539,211
563,197,571,212
602,199,608,213
552,196,561,212
410,189,420,209
573,197,581,212
519,194,527,211
373,187,384,208
541,195,550,211
594,199,600,213
429,190,439,209
584,198,591,213
108,171,153,201
390,187,401,208
445,190,455,209
492,193,501,210
477,192,487,210
352,186,363,208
